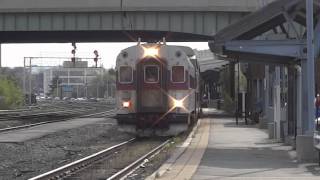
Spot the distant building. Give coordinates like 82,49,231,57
43,61,102,97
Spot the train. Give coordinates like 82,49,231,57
115,40,201,136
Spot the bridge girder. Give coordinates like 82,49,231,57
0,11,245,42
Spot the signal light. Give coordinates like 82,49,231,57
94,50,99,57
122,101,130,108
71,43,77,66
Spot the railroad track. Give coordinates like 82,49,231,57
0,109,90,120
107,139,170,180
28,138,171,180
0,109,116,133
0,103,115,121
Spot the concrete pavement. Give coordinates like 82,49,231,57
150,108,320,180
193,116,320,179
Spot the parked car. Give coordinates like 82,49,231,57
63,97,71,101
89,98,98,102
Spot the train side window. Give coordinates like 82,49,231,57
119,66,133,83
172,66,185,83
144,65,159,83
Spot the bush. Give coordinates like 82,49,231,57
0,76,23,109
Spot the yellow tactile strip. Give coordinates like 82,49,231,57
147,118,210,180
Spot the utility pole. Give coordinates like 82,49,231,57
29,58,32,105
56,78,59,98
77,85,79,98
23,58,26,98
96,76,99,99
106,79,109,98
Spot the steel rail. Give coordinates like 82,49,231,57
107,139,171,180
0,109,116,133
28,138,135,180
0,107,109,120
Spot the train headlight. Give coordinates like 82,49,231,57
173,99,184,108
143,47,159,57
122,101,131,108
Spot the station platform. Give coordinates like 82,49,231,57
0,117,114,143
149,108,320,180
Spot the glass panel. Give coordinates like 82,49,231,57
172,66,185,83
145,66,159,83
119,66,133,83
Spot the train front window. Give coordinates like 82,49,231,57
144,65,159,83
172,66,185,83
119,66,133,83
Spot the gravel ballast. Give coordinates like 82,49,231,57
0,118,133,180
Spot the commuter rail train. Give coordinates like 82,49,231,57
115,40,201,136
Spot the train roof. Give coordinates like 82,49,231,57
170,46,195,57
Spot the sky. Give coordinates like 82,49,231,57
1,42,210,69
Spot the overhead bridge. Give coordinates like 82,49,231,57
0,0,270,42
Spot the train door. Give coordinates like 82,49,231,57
137,58,167,113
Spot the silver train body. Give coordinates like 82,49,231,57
115,43,201,136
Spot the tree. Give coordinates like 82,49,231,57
0,76,23,109
48,76,61,97
90,68,116,98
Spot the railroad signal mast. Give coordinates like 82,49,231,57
71,42,77,66
93,50,99,68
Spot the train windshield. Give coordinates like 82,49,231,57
119,66,133,83
144,65,159,83
172,66,185,83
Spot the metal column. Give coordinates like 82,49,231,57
295,0,317,162
296,66,303,135
0,44,2,68
264,65,269,120
304,0,315,133
257,78,260,100
315,19,320,58
274,66,281,139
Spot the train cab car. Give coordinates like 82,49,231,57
115,41,200,136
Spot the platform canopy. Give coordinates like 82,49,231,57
209,0,320,64
195,49,229,73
